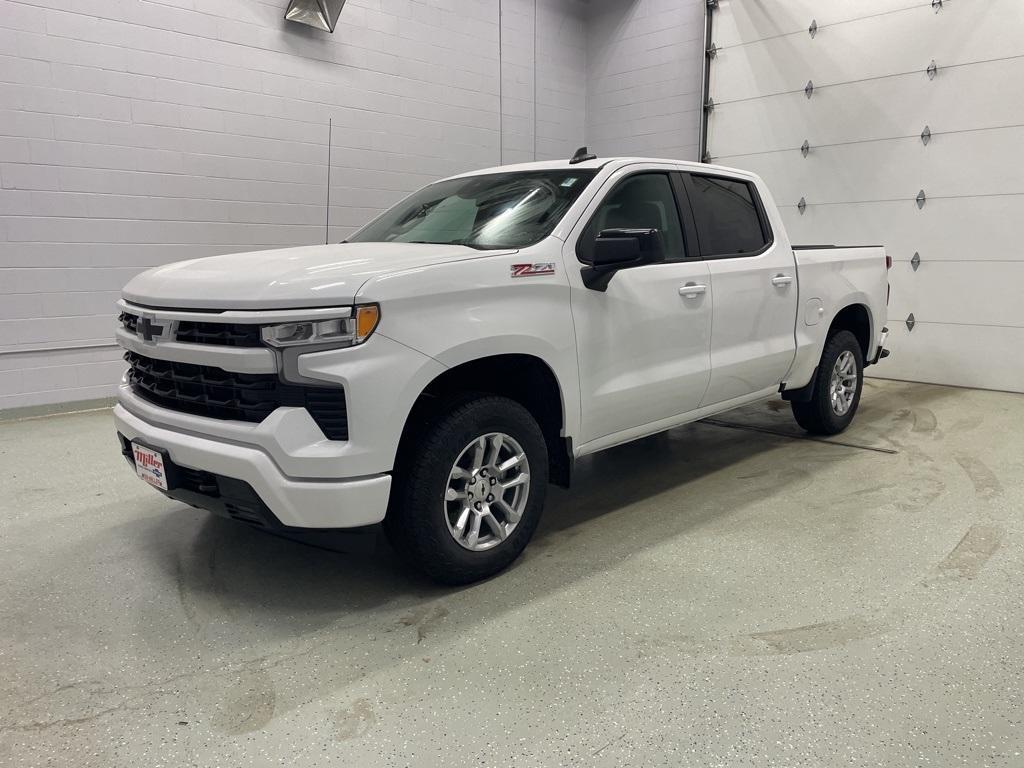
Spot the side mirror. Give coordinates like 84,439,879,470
582,228,665,290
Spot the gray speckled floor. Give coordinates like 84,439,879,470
1,379,1022,767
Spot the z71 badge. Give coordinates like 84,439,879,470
510,263,556,278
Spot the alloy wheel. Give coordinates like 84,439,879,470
829,350,858,416
443,432,530,551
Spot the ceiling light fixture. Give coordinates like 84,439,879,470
284,0,346,33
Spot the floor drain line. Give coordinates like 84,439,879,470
701,419,898,455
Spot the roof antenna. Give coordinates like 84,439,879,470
569,146,597,164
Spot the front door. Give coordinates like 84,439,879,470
567,169,713,446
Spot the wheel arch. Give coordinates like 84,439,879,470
828,302,872,360
783,300,873,402
395,353,574,488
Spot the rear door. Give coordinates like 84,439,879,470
567,166,712,446
679,172,799,406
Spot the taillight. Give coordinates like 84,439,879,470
885,254,891,303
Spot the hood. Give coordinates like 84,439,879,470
122,242,509,309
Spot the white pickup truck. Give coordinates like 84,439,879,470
114,152,890,583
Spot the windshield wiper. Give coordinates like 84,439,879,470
449,239,489,250
402,239,491,250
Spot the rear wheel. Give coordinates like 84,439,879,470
791,330,864,435
385,396,548,584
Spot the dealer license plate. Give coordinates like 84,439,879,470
132,442,168,491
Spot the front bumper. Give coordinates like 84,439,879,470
114,403,391,528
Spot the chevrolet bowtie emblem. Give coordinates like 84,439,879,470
137,316,164,342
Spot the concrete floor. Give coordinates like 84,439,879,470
1,379,1022,767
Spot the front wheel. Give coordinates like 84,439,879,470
384,396,548,584
791,330,864,435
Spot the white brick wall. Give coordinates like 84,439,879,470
499,0,587,164
0,0,594,411
585,0,705,160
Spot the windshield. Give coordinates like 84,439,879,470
347,169,598,250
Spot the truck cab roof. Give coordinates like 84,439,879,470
440,157,755,183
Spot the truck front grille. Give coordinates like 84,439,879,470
119,312,263,347
175,320,263,347
124,351,348,440
119,312,138,334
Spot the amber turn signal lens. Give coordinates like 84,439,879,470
355,305,380,342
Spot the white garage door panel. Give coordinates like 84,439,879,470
886,262,1024,327
732,142,923,206
783,198,1024,264
710,1,1018,104
732,128,1024,205
874,322,1024,393
713,0,926,49
710,56,1024,159
709,0,1024,393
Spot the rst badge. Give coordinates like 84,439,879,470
510,263,555,278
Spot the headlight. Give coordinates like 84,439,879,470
261,305,380,348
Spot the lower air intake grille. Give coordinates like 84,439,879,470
125,351,348,440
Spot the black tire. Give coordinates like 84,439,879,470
791,330,864,435
384,395,548,585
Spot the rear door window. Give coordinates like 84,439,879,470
683,174,770,257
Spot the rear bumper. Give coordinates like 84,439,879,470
868,326,890,366
114,403,391,528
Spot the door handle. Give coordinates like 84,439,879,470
679,282,707,298
771,274,793,286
